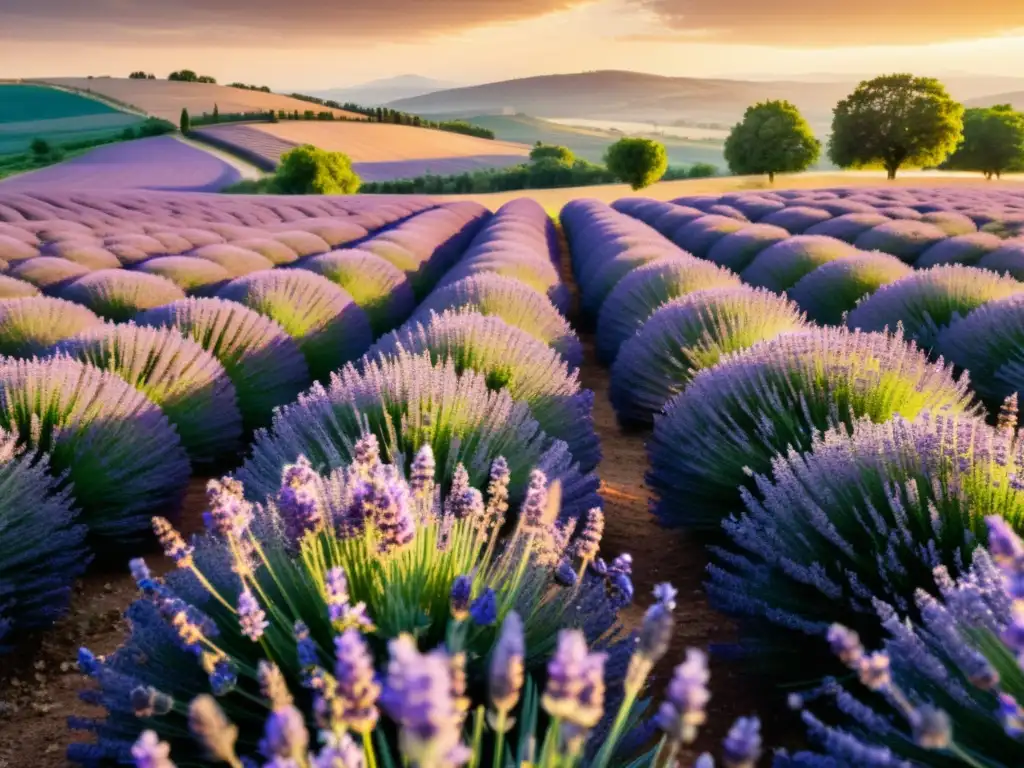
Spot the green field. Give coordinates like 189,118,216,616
0,84,144,155
459,113,728,169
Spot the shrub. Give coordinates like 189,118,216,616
706,224,791,272
919,210,977,236
0,356,190,546
75,443,643,764
368,310,601,471
413,274,584,370
54,323,243,464
787,251,912,325
0,235,38,264
647,327,978,529
914,231,1003,268
759,206,834,234
741,235,856,292
782,517,1024,768
846,264,1024,351
274,144,361,194
708,411,1024,659
30,138,50,157
9,256,90,294
934,293,1024,405
0,275,39,299
59,269,186,322
530,143,575,165
595,257,743,365
854,220,949,263
0,430,88,649
578,247,687,318
217,270,372,382
298,250,415,335
190,244,275,277
441,251,571,315
135,298,310,433
42,240,120,270
610,287,806,427
132,256,232,295
672,215,747,258
237,350,600,518
604,137,669,190
0,296,103,357
977,239,1024,279
269,230,331,258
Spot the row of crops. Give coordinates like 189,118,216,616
563,186,1024,766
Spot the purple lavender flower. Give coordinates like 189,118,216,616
153,517,194,569
324,567,350,624
333,629,381,733
485,455,511,525
449,575,472,621
237,588,267,642
130,686,173,718
350,465,415,555
489,611,524,716
78,647,100,677
277,458,325,542
574,508,604,563
827,625,865,667
188,695,239,764
353,433,381,473
657,649,711,744
259,660,294,709
208,657,237,696
409,444,436,505
259,704,310,762
555,559,578,587
721,717,762,768
542,630,607,731
470,589,498,626
654,582,678,610
520,469,549,534
910,705,951,750
311,732,366,768
294,621,319,670
202,477,253,539
131,730,176,768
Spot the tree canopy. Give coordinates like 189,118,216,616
604,137,668,190
828,74,964,179
273,144,362,195
942,105,1024,179
530,143,575,165
724,100,821,182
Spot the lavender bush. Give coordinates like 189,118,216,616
915,232,1004,269
705,224,791,272
75,442,638,765
217,270,372,382
578,248,687,319
647,327,978,529
297,249,416,335
0,295,103,357
135,298,310,433
759,206,834,234
412,274,584,370
60,269,187,322
787,252,912,326
0,356,190,546
708,410,1024,660
53,323,243,464
0,429,88,650
671,215,748,258
595,258,744,365
740,235,856,293
780,516,1024,767
854,221,949,263
846,264,1024,352
9,256,91,294
191,244,276,277
978,241,1024,281
609,288,807,427
133,256,233,296
238,349,600,518
803,213,892,243
368,309,601,471
0,274,40,299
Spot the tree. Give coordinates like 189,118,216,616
604,137,668,190
829,74,964,180
168,69,198,82
179,107,191,134
724,100,820,182
128,71,153,79
943,105,1024,179
212,103,220,123
273,144,362,195
530,144,575,165
29,138,51,157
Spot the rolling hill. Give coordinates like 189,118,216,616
965,91,1024,110
35,77,366,122
303,75,465,107
389,70,1024,129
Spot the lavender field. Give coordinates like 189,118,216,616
0,136,244,192
2,184,1024,768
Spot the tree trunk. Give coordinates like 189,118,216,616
886,166,897,180
768,171,775,183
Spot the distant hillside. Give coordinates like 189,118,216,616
305,75,465,107
460,113,730,169
389,70,1024,129
964,91,1024,110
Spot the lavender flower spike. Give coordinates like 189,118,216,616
324,567,350,624
333,628,381,734
237,587,268,642
188,694,239,765
132,730,176,768
721,717,762,768
657,649,711,744
489,611,525,717
450,575,472,621
542,630,607,732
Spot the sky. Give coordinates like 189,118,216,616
2,0,1024,89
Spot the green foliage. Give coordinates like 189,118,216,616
942,105,1024,179
229,82,272,92
686,162,718,178
360,159,616,195
137,117,175,137
724,100,820,182
829,73,964,179
212,103,220,122
530,143,575,165
128,71,154,79
604,137,669,190
29,137,50,156
168,69,198,82
274,144,361,195
179,107,190,134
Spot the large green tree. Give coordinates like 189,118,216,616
604,137,668,190
530,143,575,166
724,100,821,182
943,105,1024,179
273,144,361,195
829,74,964,179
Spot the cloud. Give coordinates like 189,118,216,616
1,0,593,45
624,0,1024,46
